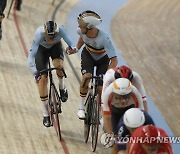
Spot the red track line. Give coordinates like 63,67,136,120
13,7,28,57
13,6,69,154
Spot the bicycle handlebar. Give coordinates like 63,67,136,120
39,67,67,78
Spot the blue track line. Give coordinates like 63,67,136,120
66,0,179,152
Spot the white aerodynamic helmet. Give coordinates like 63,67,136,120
112,78,132,95
77,10,102,29
123,108,145,128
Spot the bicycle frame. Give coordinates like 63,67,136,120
83,71,102,152
39,61,67,140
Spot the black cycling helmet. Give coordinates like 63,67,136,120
114,65,133,81
44,21,58,38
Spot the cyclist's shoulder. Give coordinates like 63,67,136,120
34,26,44,37
58,24,66,31
132,71,142,80
98,29,111,40
98,29,108,35
158,127,169,137
103,82,114,97
142,111,155,125
104,68,115,77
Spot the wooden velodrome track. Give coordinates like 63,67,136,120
0,0,179,154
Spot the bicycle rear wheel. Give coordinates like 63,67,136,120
91,98,100,152
51,85,62,140
84,94,92,143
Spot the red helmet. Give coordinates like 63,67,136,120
140,125,161,145
114,65,133,80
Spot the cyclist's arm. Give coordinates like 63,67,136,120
102,69,115,105
102,35,118,68
109,57,118,69
0,0,6,21
102,83,114,133
131,86,144,110
132,71,148,111
0,0,7,13
102,69,115,93
104,115,112,133
59,25,75,47
27,29,42,73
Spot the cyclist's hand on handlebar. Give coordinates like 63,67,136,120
65,46,78,55
34,72,41,83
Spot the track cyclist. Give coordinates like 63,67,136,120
66,10,118,119
127,125,173,154
102,65,148,111
102,78,144,154
27,21,75,127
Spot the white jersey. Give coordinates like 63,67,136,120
102,82,144,115
102,68,147,102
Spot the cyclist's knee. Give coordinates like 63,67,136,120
52,59,64,78
57,71,64,78
80,73,92,88
40,74,48,82
52,58,63,68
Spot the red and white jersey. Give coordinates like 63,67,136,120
102,81,144,115
102,68,146,102
127,126,173,154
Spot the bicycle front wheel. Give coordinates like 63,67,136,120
91,98,100,152
51,85,62,140
84,94,92,143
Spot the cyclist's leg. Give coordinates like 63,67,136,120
96,55,110,124
96,54,110,96
78,48,94,119
51,42,68,102
35,45,50,127
0,0,7,40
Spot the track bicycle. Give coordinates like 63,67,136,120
39,61,67,141
83,73,102,152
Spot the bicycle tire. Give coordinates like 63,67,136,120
51,85,62,140
84,94,92,143
91,98,100,152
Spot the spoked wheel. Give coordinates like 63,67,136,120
84,94,92,143
91,99,100,152
51,86,62,140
